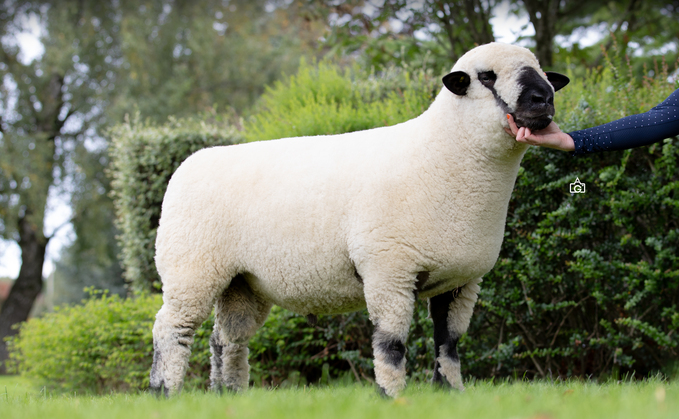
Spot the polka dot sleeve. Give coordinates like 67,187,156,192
569,88,679,155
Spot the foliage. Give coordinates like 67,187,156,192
244,59,437,142
319,1,679,75
553,1,679,74
51,144,126,306
106,0,327,123
0,0,125,370
316,0,497,72
6,290,160,393
108,113,243,292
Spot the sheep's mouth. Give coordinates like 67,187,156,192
513,114,553,131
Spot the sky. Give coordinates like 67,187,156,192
0,6,606,280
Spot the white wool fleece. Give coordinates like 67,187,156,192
155,43,542,319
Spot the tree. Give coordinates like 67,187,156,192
319,0,499,71
105,0,326,122
0,0,326,371
518,0,679,69
50,145,125,307
0,0,121,372
519,0,587,68
49,0,327,304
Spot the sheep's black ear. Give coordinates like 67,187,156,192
443,71,471,96
546,72,570,92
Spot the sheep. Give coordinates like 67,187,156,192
149,42,569,397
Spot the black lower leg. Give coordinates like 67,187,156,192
210,333,225,392
373,328,406,395
377,336,406,366
430,290,460,386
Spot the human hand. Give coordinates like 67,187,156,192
504,114,575,151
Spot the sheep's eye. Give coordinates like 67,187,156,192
478,71,497,87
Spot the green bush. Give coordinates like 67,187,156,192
108,113,243,292
244,59,437,142
7,291,161,393
6,291,219,393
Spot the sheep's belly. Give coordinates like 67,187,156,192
244,267,367,315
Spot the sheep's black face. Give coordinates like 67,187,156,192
442,65,569,131
513,67,569,131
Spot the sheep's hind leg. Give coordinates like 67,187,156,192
150,283,216,397
210,274,272,393
429,278,481,391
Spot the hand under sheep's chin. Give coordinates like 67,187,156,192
512,115,553,131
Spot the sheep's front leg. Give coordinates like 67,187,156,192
364,272,416,398
429,278,481,391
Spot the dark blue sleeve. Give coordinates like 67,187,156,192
569,88,679,155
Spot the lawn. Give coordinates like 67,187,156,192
0,375,676,419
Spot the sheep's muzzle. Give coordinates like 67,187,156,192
513,67,557,131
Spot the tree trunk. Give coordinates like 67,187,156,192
523,0,559,68
462,0,496,45
0,217,49,373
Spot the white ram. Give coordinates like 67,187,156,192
150,42,569,397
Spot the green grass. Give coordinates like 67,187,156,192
0,375,676,419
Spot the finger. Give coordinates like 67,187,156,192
506,114,519,133
517,127,527,141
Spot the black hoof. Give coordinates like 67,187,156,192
431,374,452,391
224,385,239,394
376,385,390,399
150,384,169,399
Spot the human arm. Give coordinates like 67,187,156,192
505,88,679,155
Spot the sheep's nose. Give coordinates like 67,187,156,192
531,93,553,104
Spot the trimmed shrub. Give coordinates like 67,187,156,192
7,291,161,393
108,114,243,292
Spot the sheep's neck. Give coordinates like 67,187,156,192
418,94,528,185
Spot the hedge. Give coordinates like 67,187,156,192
108,114,243,292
